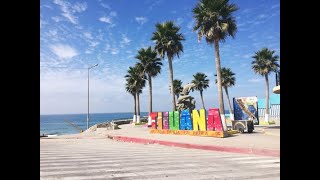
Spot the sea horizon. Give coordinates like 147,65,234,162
40,111,149,116
40,110,231,116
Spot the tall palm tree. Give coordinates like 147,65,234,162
125,81,142,123
192,0,238,130
276,68,280,86
124,65,146,123
169,79,183,102
135,46,162,126
251,48,279,122
215,67,236,120
192,73,210,109
151,21,185,111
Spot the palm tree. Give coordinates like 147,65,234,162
169,79,183,102
192,73,210,109
276,69,280,86
151,21,185,111
135,46,162,126
251,48,279,122
124,65,146,123
125,81,142,123
192,0,238,130
215,67,236,120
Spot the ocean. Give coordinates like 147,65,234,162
40,112,149,135
40,110,230,135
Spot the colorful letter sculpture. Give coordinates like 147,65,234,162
157,112,163,129
192,109,206,131
150,112,157,129
163,112,169,129
180,110,192,130
150,108,226,137
211,108,223,131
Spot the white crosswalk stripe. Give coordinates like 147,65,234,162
40,138,280,180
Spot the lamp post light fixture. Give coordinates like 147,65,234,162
87,63,99,130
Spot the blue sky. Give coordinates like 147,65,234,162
40,0,280,115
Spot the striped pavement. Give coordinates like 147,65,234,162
40,138,280,180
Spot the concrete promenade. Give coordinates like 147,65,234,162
65,123,280,157
41,138,280,179
40,124,280,179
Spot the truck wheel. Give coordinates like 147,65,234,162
238,128,244,133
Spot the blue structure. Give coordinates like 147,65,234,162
258,94,280,108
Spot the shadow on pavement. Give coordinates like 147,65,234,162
265,126,280,129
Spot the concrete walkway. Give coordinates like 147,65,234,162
41,138,280,180
55,124,280,157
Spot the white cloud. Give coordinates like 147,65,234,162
40,68,131,114
271,4,280,9
62,13,77,24
148,0,163,11
121,34,131,45
242,54,251,59
242,9,251,14
53,0,87,24
110,11,117,17
240,63,248,68
83,32,93,39
54,0,77,24
52,16,62,22
176,17,184,25
105,44,111,51
135,17,148,25
100,3,111,9
89,41,100,47
266,36,274,40
85,50,92,54
72,2,87,13
187,19,194,30
111,48,119,55
248,78,264,83
41,4,53,9
40,19,47,28
99,16,112,24
50,44,78,59
258,14,267,19
45,30,58,38
237,22,246,27
127,54,135,59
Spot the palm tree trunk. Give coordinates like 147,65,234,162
137,92,141,123
176,94,179,102
200,90,205,109
148,74,152,112
265,74,269,123
147,74,152,127
224,87,234,120
214,40,227,131
133,94,137,123
168,55,176,111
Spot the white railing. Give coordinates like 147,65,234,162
258,104,280,120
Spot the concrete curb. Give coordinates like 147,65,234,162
107,135,280,158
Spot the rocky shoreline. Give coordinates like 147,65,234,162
40,117,148,138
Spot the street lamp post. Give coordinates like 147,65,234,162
87,64,99,130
